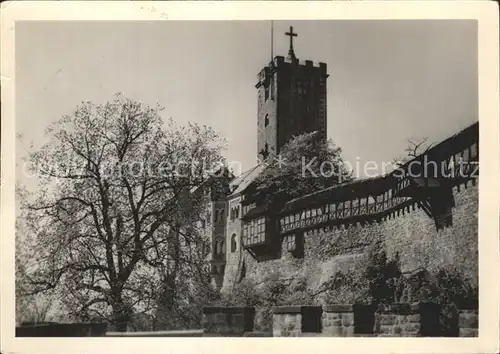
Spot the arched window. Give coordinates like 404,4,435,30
231,234,237,252
215,238,224,255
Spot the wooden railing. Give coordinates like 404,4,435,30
280,196,414,234
278,124,479,235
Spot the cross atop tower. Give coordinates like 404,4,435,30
285,26,298,61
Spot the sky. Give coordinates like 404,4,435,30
16,20,478,183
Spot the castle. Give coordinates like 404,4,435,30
201,27,479,295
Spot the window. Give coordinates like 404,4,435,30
284,235,296,252
265,86,269,101
264,114,269,127
470,143,478,159
463,148,470,162
243,217,266,246
214,238,225,256
231,234,237,252
230,206,240,221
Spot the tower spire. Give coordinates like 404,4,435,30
285,26,298,61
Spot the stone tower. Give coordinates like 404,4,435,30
256,26,329,160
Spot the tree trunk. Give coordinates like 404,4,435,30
111,292,130,332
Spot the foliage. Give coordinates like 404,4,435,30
364,246,402,305
219,278,262,307
16,221,62,325
17,93,226,330
218,270,316,331
401,265,478,336
321,271,370,305
254,131,353,202
151,266,221,330
318,244,401,305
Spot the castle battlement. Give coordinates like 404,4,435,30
256,56,328,85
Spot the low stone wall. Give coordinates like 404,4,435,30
458,309,478,337
106,329,204,337
16,322,107,337
272,306,322,337
374,302,440,337
322,305,355,336
202,307,255,336
272,307,302,337
322,304,376,336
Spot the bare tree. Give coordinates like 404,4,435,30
17,93,226,331
392,136,434,167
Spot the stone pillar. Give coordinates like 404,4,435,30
458,309,478,337
272,306,322,337
322,305,355,336
202,307,255,336
322,304,376,336
374,302,440,337
272,307,302,337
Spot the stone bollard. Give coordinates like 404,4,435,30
374,302,440,337
272,306,322,337
202,306,255,336
458,309,478,337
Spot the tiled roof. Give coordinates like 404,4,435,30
228,164,265,197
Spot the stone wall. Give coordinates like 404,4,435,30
458,309,478,337
272,306,322,337
203,304,475,337
222,196,244,292
322,304,377,336
374,303,440,337
224,183,478,297
202,307,255,336
322,305,355,336
272,307,302,337
16,322,107,337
